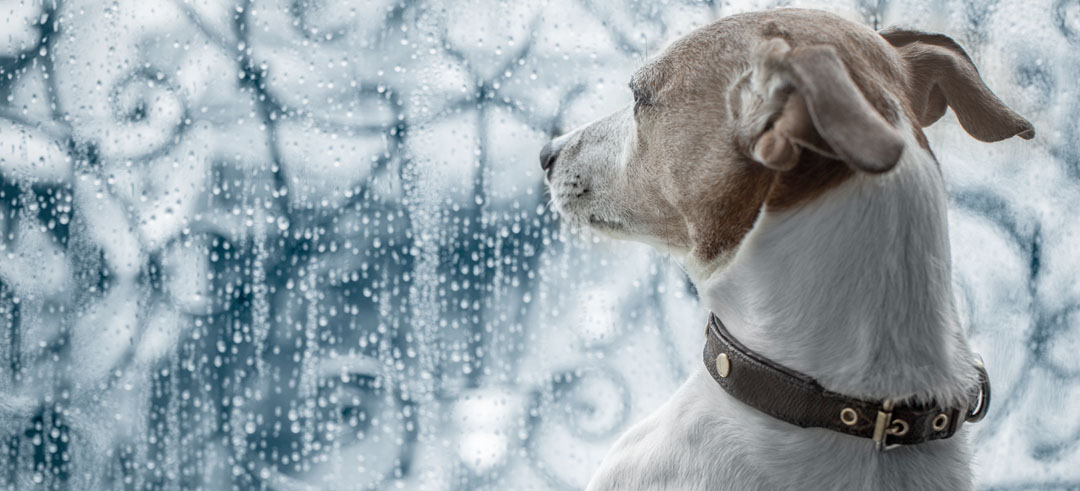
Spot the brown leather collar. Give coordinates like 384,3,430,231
703,314,990,451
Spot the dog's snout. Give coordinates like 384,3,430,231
539,141,560,175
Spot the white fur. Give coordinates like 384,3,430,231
584,128,981,491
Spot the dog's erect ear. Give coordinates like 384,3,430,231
879,28,1034,142
733,38,905,174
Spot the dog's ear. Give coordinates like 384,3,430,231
879,28,1034,142
732,38,904,174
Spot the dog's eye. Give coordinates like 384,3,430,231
629,82,644,104
630,83,651,109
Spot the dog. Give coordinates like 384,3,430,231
539,8,1033,491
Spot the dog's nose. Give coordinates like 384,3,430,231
539,142,559,174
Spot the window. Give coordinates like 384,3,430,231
0,0,1076,489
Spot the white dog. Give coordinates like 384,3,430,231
540,9,1032,491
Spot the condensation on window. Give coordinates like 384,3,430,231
0,0,1077,489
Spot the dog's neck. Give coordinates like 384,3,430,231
691,144,978,405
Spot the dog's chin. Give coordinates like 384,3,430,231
587,215,627,234
554,199,685,253
574,211,634,239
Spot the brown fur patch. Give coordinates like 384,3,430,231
689,161,775,262
693,151,856,261
765,153,855,211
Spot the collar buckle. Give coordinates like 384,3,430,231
872,398,908,451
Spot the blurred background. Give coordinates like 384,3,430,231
0,0,1077,489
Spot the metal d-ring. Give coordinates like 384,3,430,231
966,355,991,423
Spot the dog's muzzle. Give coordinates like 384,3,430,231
703,314,991,451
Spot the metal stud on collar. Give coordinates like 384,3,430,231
715,353,730,378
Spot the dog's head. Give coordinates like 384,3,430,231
541,9,1033,268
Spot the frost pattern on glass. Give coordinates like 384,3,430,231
0,0,1076,489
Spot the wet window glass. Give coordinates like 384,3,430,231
0,0,1076,489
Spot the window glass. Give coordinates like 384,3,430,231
0,0,1076,488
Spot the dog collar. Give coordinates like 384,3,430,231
703,313,990,451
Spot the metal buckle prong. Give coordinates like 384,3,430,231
873,399,903,451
